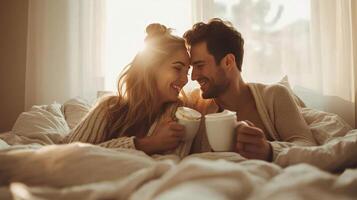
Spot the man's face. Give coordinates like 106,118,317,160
190,42,229,99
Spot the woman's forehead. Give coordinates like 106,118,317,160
168,49,190,65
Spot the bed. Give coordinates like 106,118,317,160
0,96,357,200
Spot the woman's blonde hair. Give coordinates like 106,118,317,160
103,23,187,139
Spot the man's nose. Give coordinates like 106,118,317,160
191,67,198,81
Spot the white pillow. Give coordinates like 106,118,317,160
276,76,352,144
12,103,70,145
277,75,306,107
0,139,9,149
301,107,352,145
63,97,91,129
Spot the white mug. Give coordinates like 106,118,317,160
175,107,202,141
205,110,245,151
172,107,202,158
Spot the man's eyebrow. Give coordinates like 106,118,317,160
192,60,204,65
172,61,185,66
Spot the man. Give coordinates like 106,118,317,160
184,18,316,161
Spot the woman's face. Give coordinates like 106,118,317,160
156,49,190,103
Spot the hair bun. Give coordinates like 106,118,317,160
145,23,171,41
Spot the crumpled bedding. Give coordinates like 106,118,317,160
0,99,356,200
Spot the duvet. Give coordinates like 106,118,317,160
0,98,356,200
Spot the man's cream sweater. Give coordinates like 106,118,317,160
188,83,317,160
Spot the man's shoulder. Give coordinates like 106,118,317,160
248,82,304,109
248,82,289,96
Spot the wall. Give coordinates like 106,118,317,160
353,0,357,128
0,0,29,132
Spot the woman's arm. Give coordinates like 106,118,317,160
63,102,108,144
63,101,138,149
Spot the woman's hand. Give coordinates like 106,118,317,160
135,120,186,154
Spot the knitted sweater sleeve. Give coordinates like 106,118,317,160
266,84,316,160
62,102,136,149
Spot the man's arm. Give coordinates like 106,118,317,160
268,84,316,160
235,85,316,161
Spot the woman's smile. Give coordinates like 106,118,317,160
171,83,182,94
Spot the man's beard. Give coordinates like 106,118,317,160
201,79,229,99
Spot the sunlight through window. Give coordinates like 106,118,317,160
104,0,192,91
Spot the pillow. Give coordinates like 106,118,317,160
97,90,115,99
277,75,306,107
301,107,352,145
276,76,353,144
0,138,9,149
12,103,70,145
63,97,91,129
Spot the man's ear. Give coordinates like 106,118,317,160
221,53,236,71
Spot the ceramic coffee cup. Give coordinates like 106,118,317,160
205,110,241,151
175,107,202,141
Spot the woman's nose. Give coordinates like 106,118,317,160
181,74,188,85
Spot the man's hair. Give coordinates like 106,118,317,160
183,18,244,71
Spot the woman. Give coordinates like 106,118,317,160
63,23,191,156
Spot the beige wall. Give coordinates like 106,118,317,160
353,0,357,128
0,0,28,132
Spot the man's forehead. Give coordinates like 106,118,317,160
190,41,208,54
190,42,209,63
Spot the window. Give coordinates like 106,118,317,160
104,0,192,91
213,0,311,86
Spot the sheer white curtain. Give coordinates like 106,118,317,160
308,0,355,127
25,0,192,108
202,0,355,127
25,0,105,110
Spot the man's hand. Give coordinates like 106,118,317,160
235,121,272,161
